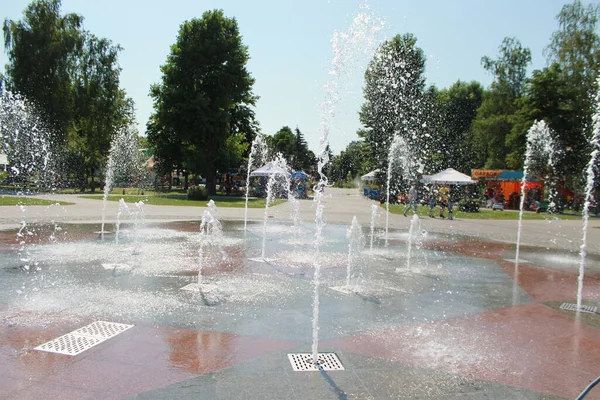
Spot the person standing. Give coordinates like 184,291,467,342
404,183,418,217
438,184,450,219
447,185,457,220
428,184,438,218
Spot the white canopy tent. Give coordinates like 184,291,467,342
360,169,380,182
421,168,477,185
250,162,290,177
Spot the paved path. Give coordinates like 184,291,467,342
2,188,599,255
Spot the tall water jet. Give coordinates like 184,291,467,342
244,134,267,230
369,203,378,253
346,216,365,288
198,200,223,289
311,5,383,365
384,135,420,246
100,125,142,240
515,120,555,267
405,213,421,271
577,79,600,310
115,199,129,245
259,156,289,260
131,201,145,255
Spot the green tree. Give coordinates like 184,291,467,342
473,37,531,169
359,33,427,169
148,9,257,195
428,81,484,173
270,126,296,163
3,0,83,144
329,140,372,183
293,127,314,170
543,0,600,179
69,32,134,191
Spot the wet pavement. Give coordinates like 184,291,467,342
0,189,599,399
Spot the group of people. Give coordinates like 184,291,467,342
402,183,456,220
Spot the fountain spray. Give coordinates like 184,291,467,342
577,78,600,310
244,135,267,231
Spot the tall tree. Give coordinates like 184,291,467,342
543,0,600,179
359,33,427,171
270,126,296,164
428,81,484,173
69,32,134,191
148,9,257,195
3,0,83,144
3,0,133,191
473,37,531,169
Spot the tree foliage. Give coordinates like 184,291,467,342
427,81,483,173
359,33,427,171
472,37,531,169
3,0,83,143
148,9,257,194
3,0,133,191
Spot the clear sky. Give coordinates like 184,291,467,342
1,0,592,155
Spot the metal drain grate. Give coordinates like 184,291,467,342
559,303,598,314
35,321,134,356
35,333,105,356
288,353,345,371
71,321,134,339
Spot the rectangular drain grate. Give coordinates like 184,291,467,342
35,321,134,356
71,321,134,339
559,303,598,314
288,353,345,371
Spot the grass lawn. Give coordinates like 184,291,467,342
385,203,584,220
79,193,283,208
0,196,74,206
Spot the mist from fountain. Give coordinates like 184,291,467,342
311,4,384,364
115,199,128,245
577,78,600,310
405,213,420,271
260,156,290,260
385,135,420,246
244,134,267,230
369,203,378,253
0,91,56,191
100,125,144,241
345,216,365,289
198,200,224,289
515,120,556,269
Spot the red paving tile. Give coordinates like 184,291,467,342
0,317,300,399
323,303,600,399
5,381,101,400
498,260,600,302
423,238,514,260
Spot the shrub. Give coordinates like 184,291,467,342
187,185,208,201
459,198,480,212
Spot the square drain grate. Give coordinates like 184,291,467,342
35,321,134,356
559,303,598,314
288,353,345,371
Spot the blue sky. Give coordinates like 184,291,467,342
0,0,589,154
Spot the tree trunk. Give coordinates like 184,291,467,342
90,168,95,193
206,169,216,195
184,171,189,190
